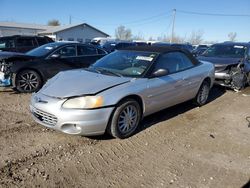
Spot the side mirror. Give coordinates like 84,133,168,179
50,54,61,59
151,68,169,78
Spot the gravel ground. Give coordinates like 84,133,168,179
0,86,250,188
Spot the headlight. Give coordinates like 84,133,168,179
62,96,103,109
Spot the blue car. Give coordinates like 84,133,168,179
198,42,250,91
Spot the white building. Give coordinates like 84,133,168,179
38,23,109,42
0,22,109,42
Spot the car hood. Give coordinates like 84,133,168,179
197,56,241,66
0,51,36,62
40,69,132,98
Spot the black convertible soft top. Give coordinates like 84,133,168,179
119,45,200,65
120,45,187,53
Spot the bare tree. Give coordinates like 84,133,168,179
115,25,132,40
48,19,60,26
148,36,155,41
133,32,144,40
157,34,185,43
228,32,237,42
188,30,204,45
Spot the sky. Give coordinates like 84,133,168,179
0,0,250,42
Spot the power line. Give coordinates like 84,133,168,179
129,15,172,27
177,9,250,17
71,11,172,26
122,11,172,25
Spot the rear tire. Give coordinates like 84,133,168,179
15,70,42,93
107,99,141,139
194,80,210,106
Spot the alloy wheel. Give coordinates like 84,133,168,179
17,71,39,92
117,104,139,134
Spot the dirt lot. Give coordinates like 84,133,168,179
0,86,250,188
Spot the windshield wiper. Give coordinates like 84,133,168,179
84,67,102,74
94,67,123,77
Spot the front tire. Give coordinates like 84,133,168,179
15,70,42,93
194,80,210,106
107,99,141,139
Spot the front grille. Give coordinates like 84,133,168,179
32,107,57,126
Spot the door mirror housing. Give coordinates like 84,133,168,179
50,54,61,59
151,68,169,78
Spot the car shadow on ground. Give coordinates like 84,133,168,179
90,86,226,140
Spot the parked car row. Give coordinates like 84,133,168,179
0,35,250,139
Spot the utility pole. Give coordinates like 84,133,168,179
69,15,72,24
170,9,176,43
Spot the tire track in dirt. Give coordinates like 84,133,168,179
1,89,250,187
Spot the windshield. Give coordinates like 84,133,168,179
202,45,246,58
90,50,158,77
26,42,60,57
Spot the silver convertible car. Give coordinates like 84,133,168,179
30,46,214,139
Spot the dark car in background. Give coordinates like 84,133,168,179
0,42,107,93
101,41,118,53
198,42,250,91
114,41,137,50
0,35,54,53
171,43,193,52
151,42,171,47
152,42,193,52
102,41,137,53
192,47,208,57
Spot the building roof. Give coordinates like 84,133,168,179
0,21,52,30
0,21,109,37
38,23,109,37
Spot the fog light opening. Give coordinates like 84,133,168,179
61,124,82,134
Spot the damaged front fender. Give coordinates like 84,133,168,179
0,60,12,87
215,60,250,91
0,52,35,87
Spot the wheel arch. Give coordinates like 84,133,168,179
203,77,211,87
105,94,144,138
13,67,44,86
115,94,144,116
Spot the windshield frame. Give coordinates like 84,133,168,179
25,42,64,58
90,50,159,78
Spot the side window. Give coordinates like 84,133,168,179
77,45,98,56
0,38,15,49
53,45,76,58
16,38,34,47
36,37,48,45
178,53,195,70
154,52,194,74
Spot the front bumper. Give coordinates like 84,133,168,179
30,93,114,136
214,71,231,86
215,72,230,80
